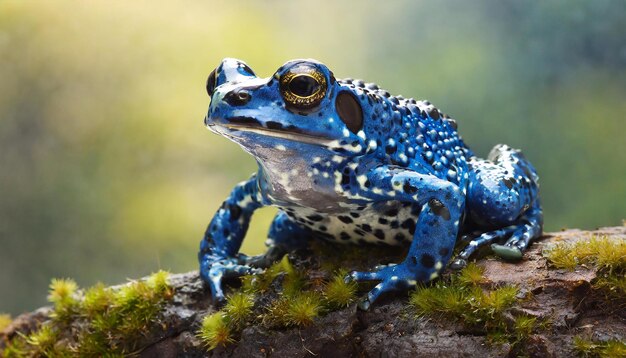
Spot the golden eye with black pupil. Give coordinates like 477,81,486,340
206,69,217,97
279,66,327,109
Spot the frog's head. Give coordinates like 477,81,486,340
205,58,370,161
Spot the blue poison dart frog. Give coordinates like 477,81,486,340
200,58,543,310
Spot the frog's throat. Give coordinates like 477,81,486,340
223,123,335,147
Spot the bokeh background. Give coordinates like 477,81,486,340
1,0,625,315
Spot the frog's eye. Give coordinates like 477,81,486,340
279,66,327,109
336,91,363,134
206,69,218,97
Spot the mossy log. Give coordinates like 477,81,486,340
1,226,625,357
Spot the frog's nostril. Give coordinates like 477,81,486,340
224,89,252,106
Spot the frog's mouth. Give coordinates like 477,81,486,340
217,120,336,147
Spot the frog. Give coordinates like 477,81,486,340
199,58,543,310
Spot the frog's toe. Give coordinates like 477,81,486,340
204,260,263,303
359,282,391,310
346,266,393,282
491,244,523,261
449,258,467,270
358,274,416,311
346,265,418,310
347,270,380,282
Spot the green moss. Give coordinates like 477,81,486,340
512,315,537,340
241,255,303,294
200,257,361,352
47,278,79,303
48,278,80,322
323,270,358,309
264,291,322,328
223,291,255,327
410,280,519,329
409,264,548,353
25,324,60,356
198,312,233,350
573,336,626,357
594,275,626,299
82,283,115,317
0,314,11,331
2,337,29,358
2,271,174,357
285,292,322,327
476,285,519,316
543,236,626,301
457,262,486,286
410,280,468,318
543,236,626,272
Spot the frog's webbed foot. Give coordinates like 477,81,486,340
450,226,518,269
345,263,417,311
451,203,543,269
492,204,543,260
200,256,263,304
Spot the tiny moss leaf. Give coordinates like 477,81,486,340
198,312,233,350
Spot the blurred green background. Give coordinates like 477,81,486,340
1,0,625,315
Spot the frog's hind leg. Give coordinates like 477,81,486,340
492,201,543,259
451,201,543,268
454,144,543,267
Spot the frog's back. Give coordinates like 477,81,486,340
337,78,473,189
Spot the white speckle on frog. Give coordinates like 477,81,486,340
357,175,368,188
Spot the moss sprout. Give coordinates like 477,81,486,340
82,283,115,316
198,312,233,350
265,292,322,328
223,291,255,327
47,278,79,304
3,337,28,358
285,292,322,327
323,270,358,308
458,262,486,286
48,278,80,322
0,314,12,331
477,285,519,315
147,270,172,296
25,324,59,356
573,336,626,357
241,255,303,294
512,315,537,340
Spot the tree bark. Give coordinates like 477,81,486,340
2,226,625,357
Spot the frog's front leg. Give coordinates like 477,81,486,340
347,166,464,310
199,174,264,303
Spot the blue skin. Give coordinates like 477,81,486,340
200,58,543,310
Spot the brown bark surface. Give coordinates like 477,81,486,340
2,226,625,357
